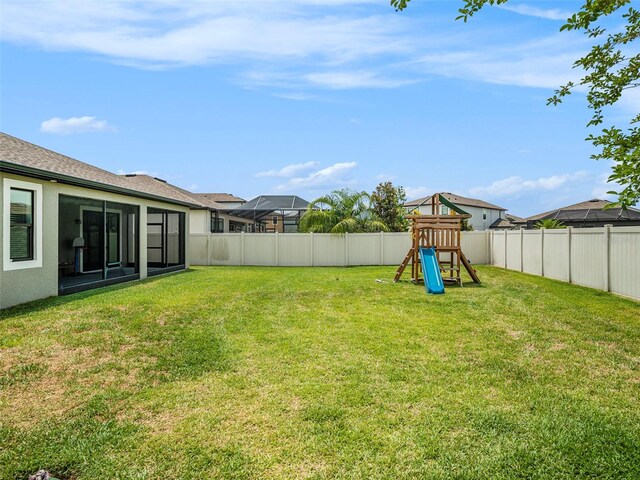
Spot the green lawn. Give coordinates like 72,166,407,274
1,266,639,479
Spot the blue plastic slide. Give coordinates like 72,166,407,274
419,247,445,295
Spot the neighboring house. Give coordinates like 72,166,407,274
228,195,310,233
523,199,640,228
1,133,196,309
489,213,525,230
189,193,255,233
195,193,246,210
404,192,507,231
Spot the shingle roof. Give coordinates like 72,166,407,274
404,192,507,211
525,199,640,222
195,193,246,203
119,174,208,207
0,133,201,207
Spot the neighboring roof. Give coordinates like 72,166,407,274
194,193,246,204
525,199,640,223
0,133,200,207
229,195,310,221
404,192,507,211
489,218,515,229
506,213,525,223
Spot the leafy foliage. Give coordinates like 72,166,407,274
299,188,389,233
370,181,409,231
534,218,567,229
391,0,640,208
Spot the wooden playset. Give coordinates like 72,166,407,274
393,194,480,286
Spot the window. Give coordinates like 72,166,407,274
272,216,278,225
9,188,34,261
482,209,487,221
3,179,43,271
210,212,224,233
441,206,449,215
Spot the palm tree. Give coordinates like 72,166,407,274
299,189,389,233
534,218,566,229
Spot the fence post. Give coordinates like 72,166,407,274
241,232,245,266
504,230,508,269
309,232,314,267
380,231,384,265
520,228,524,272
485,230,491,265
275,232,279,267
567,227,572,283
345,232,350,266
489,230,493,265
540,228,545,277
604,224,611,292
207,234,212,266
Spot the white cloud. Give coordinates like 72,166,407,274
276,161,357,190
304,71,417,89
498,4,571,21
256,161,319,178
1,2,409,68
469,171,590,198
40,116,115,134
272,92,314,101
414,34,586,90
405,186,432,200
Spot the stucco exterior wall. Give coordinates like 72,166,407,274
1,172,190,309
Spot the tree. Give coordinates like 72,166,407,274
391,0,639,208
534,218,566,229
299,188,389,233
370,181,409,231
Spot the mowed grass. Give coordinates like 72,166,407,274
1,266,639,479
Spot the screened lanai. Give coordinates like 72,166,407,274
227,195,310,233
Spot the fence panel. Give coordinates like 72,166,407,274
543,230,569,282
278,234,312,266
312,234,347,266
461,232,489,265
492,231,506,268
522,231,542,276
348,233,382,265
609,227,640,300
383,233,412,265
505,231,522,271
189,234,209,266
570,228,606,291
243,234,277,266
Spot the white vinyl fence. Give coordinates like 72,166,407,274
190,231,490,268
490,226,640,300
189,226,640,300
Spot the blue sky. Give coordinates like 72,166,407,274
2,0,637,216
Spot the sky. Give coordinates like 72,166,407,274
1,0,637,217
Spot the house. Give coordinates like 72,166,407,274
189,193,255,233
227,195,310,233
0,133,197,309
489,213,526,230
404,192,507,231
195,193,246,209
522,199,640,228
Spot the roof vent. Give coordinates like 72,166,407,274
124,174,138,177
154,177,167,183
